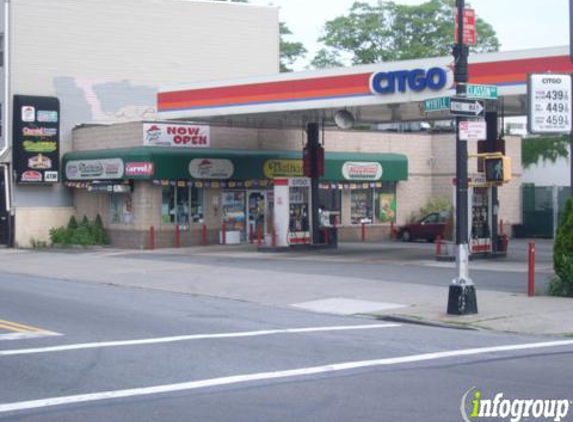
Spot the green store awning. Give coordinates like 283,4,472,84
63,147,408,182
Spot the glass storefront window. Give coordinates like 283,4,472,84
222,191,246,233
162,184,204,225
351,189,373,225
351,183,397,225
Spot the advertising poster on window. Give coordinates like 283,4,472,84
378,193,396,223
13,95,60,184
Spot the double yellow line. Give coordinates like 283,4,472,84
0,319,54,335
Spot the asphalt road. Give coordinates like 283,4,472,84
0,271,571,422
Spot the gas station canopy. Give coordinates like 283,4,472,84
158,46,573,128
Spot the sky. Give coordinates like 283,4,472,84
244,0,570,70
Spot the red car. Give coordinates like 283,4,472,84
397,212,448,242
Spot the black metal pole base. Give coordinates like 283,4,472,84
447,284,478,315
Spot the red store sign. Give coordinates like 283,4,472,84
125,162,154,176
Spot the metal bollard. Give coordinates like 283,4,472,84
249,224,254,244
202,224,208,246
528,241,535,297
149,226,155,250
175,225,180,248
361,222,366,241
324,228,330,245
436,235,442,256
257,225,262,246
221,223,226,245
272,225,277,248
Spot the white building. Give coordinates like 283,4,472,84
1,0,279,246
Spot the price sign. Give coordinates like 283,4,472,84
528,73,572,134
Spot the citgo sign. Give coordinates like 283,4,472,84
369,67,448,94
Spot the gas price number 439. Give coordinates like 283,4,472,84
528,74,573,134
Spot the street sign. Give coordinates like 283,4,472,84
450,97,485,117
424,96,450,112
527,73,572,134
459,120,487,140
465,84,498,100
454,8,476,45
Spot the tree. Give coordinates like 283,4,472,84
312,0,500,67
310,48,344,69
279,22,307,72
549,198,573,297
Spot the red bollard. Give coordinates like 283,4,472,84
361,222,366,242
221,223,226,245
324,228,330,245
149,226,155,250
528,241,535,297
202,224,208,246
175,225,180,248
436,235,442,256
390,221,395,240
249,224,254,244
257,225,262,246
272,225,277,248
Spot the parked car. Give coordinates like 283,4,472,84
397,211,448,242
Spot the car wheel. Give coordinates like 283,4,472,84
401,230,411,242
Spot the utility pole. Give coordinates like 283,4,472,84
447,0,478,315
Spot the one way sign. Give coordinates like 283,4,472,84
450,97,485,117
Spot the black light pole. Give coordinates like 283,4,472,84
447,0,477,315
307,122,321,244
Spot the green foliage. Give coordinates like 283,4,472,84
418,197,451,217
279,22,307,72
50,215,109,247
310,48,344,69
67,216,78,230
550,198,573,297
522,136,570,169
313,0,500,67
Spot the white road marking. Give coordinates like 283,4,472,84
0,323,400,356
1,339,573,414
0,332,62,341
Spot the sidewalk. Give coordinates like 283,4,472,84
0,242,570,336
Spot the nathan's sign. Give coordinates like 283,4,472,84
342,162,383,181
13,95,60,184
143,123,210,148
263,159,303,179
65,158,124,181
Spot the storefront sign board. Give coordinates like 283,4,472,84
189,158,234,179
13,95,60,184
342,162,383,181
65,158,124,181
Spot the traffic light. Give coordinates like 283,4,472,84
484,155,511,184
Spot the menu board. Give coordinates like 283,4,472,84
13,95,60,184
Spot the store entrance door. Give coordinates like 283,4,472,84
247,190,266,242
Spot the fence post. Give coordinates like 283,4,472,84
202,224,208,246
528,241,535,297
149,226,155,250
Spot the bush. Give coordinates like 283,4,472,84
67,216,78,230
550,198,573,297
410,197,451,222
49,214,109,247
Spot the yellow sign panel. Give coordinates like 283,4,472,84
263,159,303,179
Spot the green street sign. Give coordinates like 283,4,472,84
466,84,498,100
424,97,451,112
